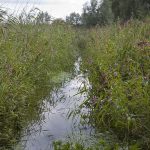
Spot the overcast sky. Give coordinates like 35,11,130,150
0,0,90,18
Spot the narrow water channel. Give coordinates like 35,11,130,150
17,58,92,150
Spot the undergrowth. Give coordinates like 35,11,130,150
0,10,150,150
0,22,76,149
79,19,150,149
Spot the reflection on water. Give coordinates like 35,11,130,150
17,58,91,150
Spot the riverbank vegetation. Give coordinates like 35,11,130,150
63,1,150,149
0,0,150,149
52,19,150,150
0,14,77,149
80,19,150,149
66,0,150,26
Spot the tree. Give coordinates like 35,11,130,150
35,11,51,24
82,0,102,26
66,12,81,26
81,0,150,26
81,0,114,26
99,0,114,25
111,0,150,21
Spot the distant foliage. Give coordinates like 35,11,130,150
81,0,101,26
52,18,66,25
111,0,150,21
69,0,150,27
66,12,81,26
82,0,113,26
35,11,51,24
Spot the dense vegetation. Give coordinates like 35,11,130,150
0,0,150,149
66,0,150,26
0,17,77,149
52,19,150,150
80,19,150,149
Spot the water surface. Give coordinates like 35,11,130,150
17,58,91,150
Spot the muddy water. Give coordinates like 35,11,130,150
17,58,92,150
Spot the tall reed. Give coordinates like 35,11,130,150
0,15,76,149
79,19,150,149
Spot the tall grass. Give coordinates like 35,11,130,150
0,8,150,149
0,18,77,149
54,19,150,150
79,19,150,149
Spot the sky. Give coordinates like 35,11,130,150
0,0,90,19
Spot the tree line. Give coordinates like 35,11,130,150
0,0,150,26
66,0,150,26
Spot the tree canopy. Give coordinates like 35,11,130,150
67,0,150,27
111,0,150,21
66,12,81,26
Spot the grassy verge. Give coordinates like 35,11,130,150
79,19,150,149
0,22,77,149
